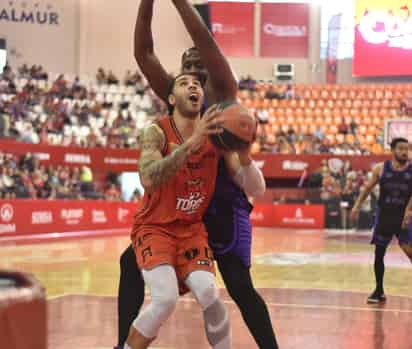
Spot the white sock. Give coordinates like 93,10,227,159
123,343,132,349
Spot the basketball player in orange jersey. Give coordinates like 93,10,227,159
125,73,235,349
116,1,278,349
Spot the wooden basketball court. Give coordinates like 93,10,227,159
1,228,411,349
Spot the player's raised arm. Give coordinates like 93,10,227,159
171,0,238,101
350,163,383,222
134,0,172,101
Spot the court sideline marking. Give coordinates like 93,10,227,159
48,292,412,314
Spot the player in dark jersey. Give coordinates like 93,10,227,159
115,1,279,348
351,138,412,304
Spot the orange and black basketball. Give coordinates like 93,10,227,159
209,101,257,151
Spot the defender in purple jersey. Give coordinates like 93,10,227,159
351,138,412,304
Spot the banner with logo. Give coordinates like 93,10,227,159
250,204,325,229
260,3,309,58
272,204,324,229
0,140,390,178
353,0,412,77
0,140,140,173
210,1,254,57
0,200,137,238
253,153,389,179
249,203,274,227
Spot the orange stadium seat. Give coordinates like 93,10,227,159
346,134,355,144
336,134,345,144
334,116,342,125
276,108,285,118
326,134,336,144
329,125,338,135
359,125,367,135
368,125,377,135
366,134,375,144
269,116,276,125
270,99,279,108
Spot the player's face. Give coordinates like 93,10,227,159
181,51,208,81
393,141,409,164
169,74,205,119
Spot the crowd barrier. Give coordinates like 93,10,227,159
0,200,325,243
0,140,140,173
0,140,389,178
251,203,325,229
0,200,138,241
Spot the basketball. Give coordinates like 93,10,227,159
209,101,257,151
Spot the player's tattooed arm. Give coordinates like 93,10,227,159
138,124,193,193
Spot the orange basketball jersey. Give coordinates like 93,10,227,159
132,116,219,238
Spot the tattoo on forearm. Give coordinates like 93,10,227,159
139,124,191,191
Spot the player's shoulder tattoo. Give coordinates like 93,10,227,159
140,123,165,152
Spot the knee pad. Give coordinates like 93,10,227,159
132,265,179,338
204,299,231,347
185,270,218,310
132,287,178,338
185,271,231,346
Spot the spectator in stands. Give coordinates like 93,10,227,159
265,85,283,100
350,119,358,135
32,65,48,80
277,135,295,154
130,189,142,203
135,73,146,95
124,70,134,86
107,70,119,85
238,75,256,91
314,126,324,141
256,108,269,124
19,153,35,172
0,108,10,137
18,64,30,78
338,120,349,135
400,92,412,116
287,126,296,143
105,183,121,201
284,84,296,99
96,68,106,84
21,123,39,143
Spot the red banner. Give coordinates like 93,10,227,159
0,140,139,173
250,204,324,229
210,1,254,57
353,0,412,77
260,3,309,58
253,153,390,179
250,203,274,227
0,200,138,238
272,204,324,229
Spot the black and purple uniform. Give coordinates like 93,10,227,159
204,158,253,267
372,160,412,247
